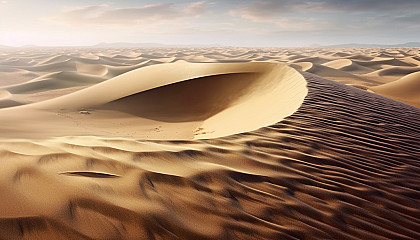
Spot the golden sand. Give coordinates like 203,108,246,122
0,47,419,239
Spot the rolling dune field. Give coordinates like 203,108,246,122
0,47,419,240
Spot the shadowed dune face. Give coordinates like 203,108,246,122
0,48,419,240
0,73,418,240
101,73,262,122
0,62,307,140
1,47,420,108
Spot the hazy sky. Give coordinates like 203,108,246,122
1,0,419,47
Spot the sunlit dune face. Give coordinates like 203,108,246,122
0,61,308,140
0,47,419,240
0,0,419,238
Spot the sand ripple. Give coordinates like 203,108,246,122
0,72,419,239
1,47,420,107
0,48,419,239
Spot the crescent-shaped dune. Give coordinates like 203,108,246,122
0,48,419,240
322,58,353,69
0,62,307,140
0,71,419,240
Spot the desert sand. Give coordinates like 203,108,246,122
0,47,419,239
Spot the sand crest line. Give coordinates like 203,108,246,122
0,61,308,140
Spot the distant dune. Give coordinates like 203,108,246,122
93,42,223,48
0,47,419,239
0,42,223,49
370,71,420,107
316,42,420,48
93,42,168,48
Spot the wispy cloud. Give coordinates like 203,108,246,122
51,2,208,26
229,0,328,31
231,0,420,23
2,0,419,47
324,0,420,11
230,0,420,32
230,0,324,22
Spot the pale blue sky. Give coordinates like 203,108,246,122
1,0,419,47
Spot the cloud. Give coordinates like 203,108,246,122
231,0,420,23
230,0,324,22
393,13,420,25
229,0,329,31
325,0,420,11
52,2,208,26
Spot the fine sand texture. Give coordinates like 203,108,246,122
1,47,419,108
0,47,419,240
0,61,307,139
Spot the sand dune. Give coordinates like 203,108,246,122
370,71,420,108
1,47,420,107
0,62,307,140
289,61,313,71
368,66,420,77
0,72,418,240
322,58,353,69
291,61,377,88
0,89,10,99
0,47,419,239
6,71,107,94
322,59,374,74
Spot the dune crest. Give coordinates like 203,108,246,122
0,62,307,140
0,48,419,239
0,72,419,240
370,71,420,107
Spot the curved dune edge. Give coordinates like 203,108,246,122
1,49,420,239
0,62,308,140
370,71,420,108
0,73,419,239
2,48,420,106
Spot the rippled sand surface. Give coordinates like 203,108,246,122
0,47,419,239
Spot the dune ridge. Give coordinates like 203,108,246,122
0,71,419,239
0,62,307,140
370,71,420,107
0,48,419,239
2,47,419,108
0,47,420,107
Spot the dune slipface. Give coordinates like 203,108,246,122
0,48,419,240
0,62,307,140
